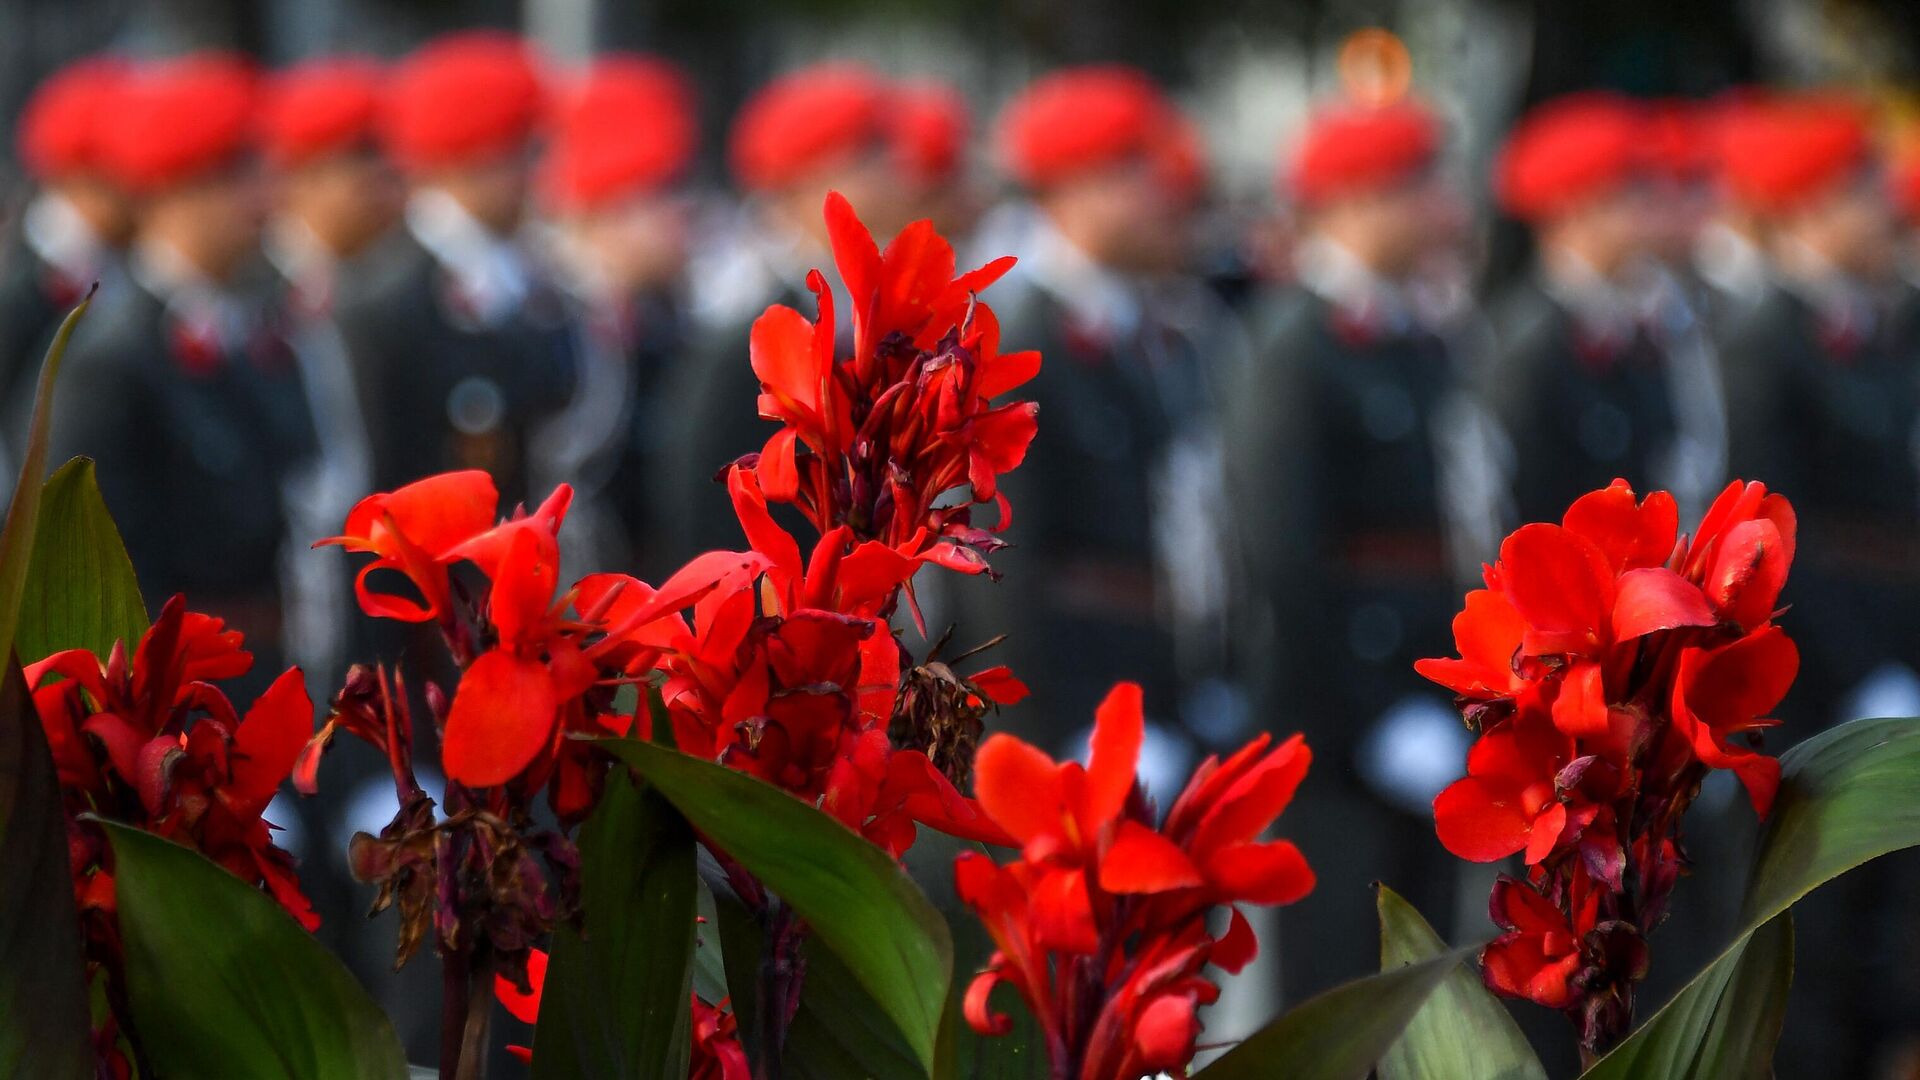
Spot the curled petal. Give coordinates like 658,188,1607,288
963,969,1013,1037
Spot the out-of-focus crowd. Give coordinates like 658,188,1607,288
6,28,1920,1074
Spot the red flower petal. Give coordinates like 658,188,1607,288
1434,775,1531,862
1084,682,1144,831
1203,839,1315,906
1098,820,1204,894
494,947,548,1024
227,668,313,814
1500,524,1613,654
973,734,1065,847
1610,566,1718,641
442,650,561,787
1131,993,1201,1071
1549,662,1611,739
1212,905,1258,974
1561,479,1678,573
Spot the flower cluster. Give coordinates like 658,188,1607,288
299,470,760,987
745,192,1040,599
26,595,314,1074
954,683,1315,1079
1418,479,1798,1051
494,948,749,1078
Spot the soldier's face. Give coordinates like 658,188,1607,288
280,150,402,260
1813,175,1897,282
430,153,532,235
1046,161,1194,275
141,162,265,282
54,175,134,248
577,190,690,292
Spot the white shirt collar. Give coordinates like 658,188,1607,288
1294,235,1416,333
1007,206,1141,341
23,192,107,281
406,189,533,325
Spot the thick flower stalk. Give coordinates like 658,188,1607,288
26,594,315,1076
1417,479,1798,1057
954,683,1315,1080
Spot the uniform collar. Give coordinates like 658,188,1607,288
23,192,107,283
1013,208,1141,343
130,237,254,355
1294,235,1416,336
1693,221,1769,310
406,189,533,326
264,217,338,315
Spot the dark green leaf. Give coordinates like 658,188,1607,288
15,458,147,663
1579,911,1792,1080
1376,885,1545,1080
1195,945,1471,1080
0,293,94,673
533,769,697,1080
101,820,407,1079
601,738,953,1075
1741,715,1920,927
0,659,93,1078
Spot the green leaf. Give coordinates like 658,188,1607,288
1376,885,1545,1080
15,458,147,664
1579,911,1793,1080
0,293,94,673
100,820,407,1079
1194,945,1472,1080
533,769,697,1080
0,659,93,1079
1740,714,1920,927
601,738,953,1075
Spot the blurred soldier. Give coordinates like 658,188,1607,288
1718,98,1915,721
539,54,699,578
257,57,401,684
663,63,945,559
1225,97,1472,1001
341,31,574,507
1693,92,1777,327
52,54,314,671
1717,96,1920,1078
1485,93,1683,523
891,81,976,237
1,56,132,435
951,66,1206,764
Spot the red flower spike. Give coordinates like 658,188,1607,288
955,682,1313,1080
1421,479,1800,1057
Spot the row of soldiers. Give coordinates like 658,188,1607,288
6,32,1919,1069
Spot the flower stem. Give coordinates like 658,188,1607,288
440,942,495,1080
754,903,808,1080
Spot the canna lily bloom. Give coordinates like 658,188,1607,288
495,948,748,1078
745,192,1039,584
955,682,1313,1079
27,594,318,930
1420,478,1798,1056
26,595,317,1080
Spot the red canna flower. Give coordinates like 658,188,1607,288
25,594,316,1077
1419,478,1798,1056
317,469,502,622
955,682,1313,1079
494,947,749,1078
744,192,1039,595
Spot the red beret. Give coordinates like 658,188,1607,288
1642,99,1714,182
729,63,887,191
997,65,1199,195
1717,95,1872,214
890,81,969,185
98,53,257,194
1495,92,1647,222
17,55,130,181
1891,144,1920,223
382,31,543,175
259,57,384,170
1288,99,1440,206
540,55,696,211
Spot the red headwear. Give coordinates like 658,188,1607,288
1495,92,1647,222
890,81,970,185
17,55,130,182
540,55,696,212
1642,99,1715,183
1716,94,1873,214
1288,98,1441,207
258,57,384,170
381,31,544,176
98,53,257,194
729,63,888,192
997,65,1202,197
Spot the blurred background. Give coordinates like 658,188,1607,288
7,0,1920,1075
